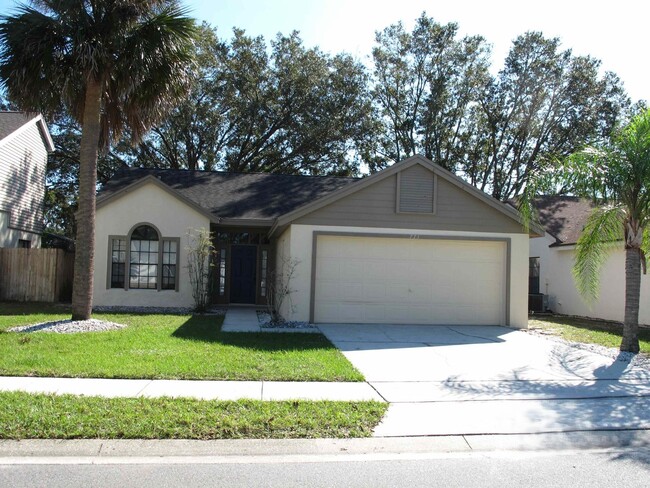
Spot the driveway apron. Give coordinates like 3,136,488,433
318,324,650,437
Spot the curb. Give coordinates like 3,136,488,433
1,431,648,461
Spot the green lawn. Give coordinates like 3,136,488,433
0,303,363,381
528,314,650,354
0,391,386,439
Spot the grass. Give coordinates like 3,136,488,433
0,391,387,439
528,314,650,354
0,302,363,381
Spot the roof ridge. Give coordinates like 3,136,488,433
124,167,360,180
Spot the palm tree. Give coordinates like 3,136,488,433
0,1,196,320
521,108,650,353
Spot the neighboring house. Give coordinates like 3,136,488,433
94,155,539,327
0,111,54,248
530,196,650,324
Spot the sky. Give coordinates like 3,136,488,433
186,0,649,104
0,0,647,102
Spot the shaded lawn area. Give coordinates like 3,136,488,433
0,303,363,381
528,314,650,354
0,392,387,439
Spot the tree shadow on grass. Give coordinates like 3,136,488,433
0,301,70,316
171,315,334,352
539,315,650,347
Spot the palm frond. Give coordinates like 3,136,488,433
572,204,625,301
0,5,68,114
516,161,560,232
102,3,197,145
641,227,650,275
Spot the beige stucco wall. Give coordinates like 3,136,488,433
275,225,293,320
278,224,529,328
94,182,211,308
530,235,650,325
0,210,41,248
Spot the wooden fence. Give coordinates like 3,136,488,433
0,248,74,302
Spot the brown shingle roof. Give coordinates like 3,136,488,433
0,111,34,141
533,196,598,246
99,168,358,222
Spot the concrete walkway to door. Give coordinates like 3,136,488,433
318,323,650,438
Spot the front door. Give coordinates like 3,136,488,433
230,245,257,303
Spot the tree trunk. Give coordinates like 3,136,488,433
621,247,641,353
71,79,102,320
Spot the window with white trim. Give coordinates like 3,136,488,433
129,225,160,289
162,240,178,290
108,224,178,291
110,238,126,288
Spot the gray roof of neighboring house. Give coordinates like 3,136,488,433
0,111,35,141
99,168,358,221
534,196,598,246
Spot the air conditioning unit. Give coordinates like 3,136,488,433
528,293,547,313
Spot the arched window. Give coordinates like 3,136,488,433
108,224,179,291
129,225,160,289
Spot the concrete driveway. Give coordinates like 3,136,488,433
318,324,650,437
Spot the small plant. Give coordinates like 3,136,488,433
266,256,299,324
186,228,216,313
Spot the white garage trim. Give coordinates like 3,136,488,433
309,231,511,325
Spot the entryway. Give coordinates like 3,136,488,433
230,245,257,304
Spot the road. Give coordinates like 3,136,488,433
2,448,649,488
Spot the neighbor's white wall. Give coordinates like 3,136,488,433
0,210,41,248
0,120,48,238
529,234,554,306
532,235,650,325
282,224,529,328
94,182,210,308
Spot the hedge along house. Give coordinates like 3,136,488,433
94,155,541,327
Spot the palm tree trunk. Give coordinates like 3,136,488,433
621,247,641,353
71,79,102,320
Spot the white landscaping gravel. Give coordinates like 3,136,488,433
256,310,316,329
8,319,128,334
526,326,650,372
92,306,227,315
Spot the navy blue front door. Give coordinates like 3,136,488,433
230,245,257,303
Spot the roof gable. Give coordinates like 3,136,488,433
96,174,219,223
533,196,598,246
97,168,356,223
0,112,54,152
274,155,542,235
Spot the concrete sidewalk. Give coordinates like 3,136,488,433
0,376,382,402
221,308,261,333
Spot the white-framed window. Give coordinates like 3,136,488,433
129,225,160,289
108,224,179,291
110,238,127,288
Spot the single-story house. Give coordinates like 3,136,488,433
529,195,650,325
94,155,539,327
0,111,54,248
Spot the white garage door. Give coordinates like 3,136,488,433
314,235,506,325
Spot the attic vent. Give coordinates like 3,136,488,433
398,168,435,213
